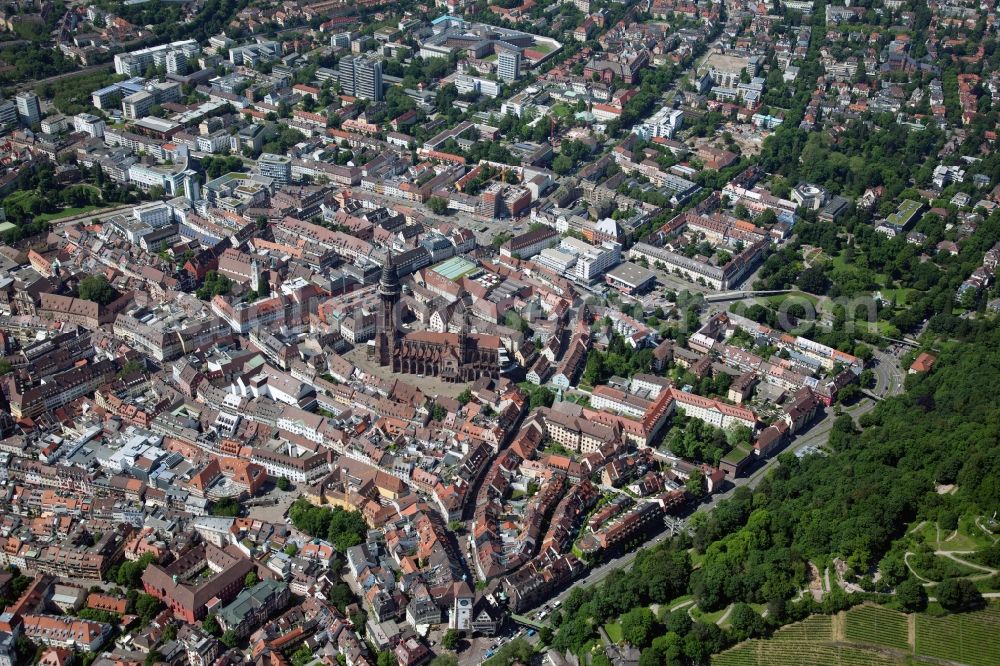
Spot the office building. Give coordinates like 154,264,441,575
0,99,17,126
183,170,201,203
73,113,106,138
257,153,292,184
16,91,41,126
339,55,383,101
122,91,155,120
338,55,355,99
497,49,522,82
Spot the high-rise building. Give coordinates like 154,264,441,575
338,55,356,98
338,55,383,101
15,91,41,126
165,50,188,75
257,153,292,185
357,57,383,101
183,170,201,203
0,99,17,127
497,49,521,83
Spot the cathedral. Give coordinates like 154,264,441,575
374,256,502,382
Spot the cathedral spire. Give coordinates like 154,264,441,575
378,248,400,298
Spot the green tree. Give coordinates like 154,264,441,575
619,607,658,648
936,578,983,613
686,469,706,499
116,553,157,588
287,499,367,551
895,578,928,612
552,154,574,175
244,571,259,587
134,593,163,624
442,628,460,650
291,645,313,666
427,196,449,215
78,275,115,305
211,497,240,517
729,603,765,640
220,629,238,648
277,476,291,491
202,614,221,636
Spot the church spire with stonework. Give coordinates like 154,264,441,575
375,249,401,367
378,248,401,298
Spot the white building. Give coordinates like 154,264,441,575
73,113,106,138
122,91,155,120
670,389,757,431
791,183,829,211
40,114,67,134
633,107,683,140
558,237,621,281
196,131,234,154
257,153,292,184
497,49,522,82
128,163,186,196
114,39,199,76
276,405,326,445
132,201,172,228
15,91,41,125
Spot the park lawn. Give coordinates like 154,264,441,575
722,445,752,466
908,553,982,581
829,249,855,272
35,205,105,222
880,287,917,307
975,576,1000,593
690,605,729,624
666,594,694,611
954,514,999,550
852,319,897,336
914,515,996,551
761,291,821,308
829,250,892,287
604,621,623,643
